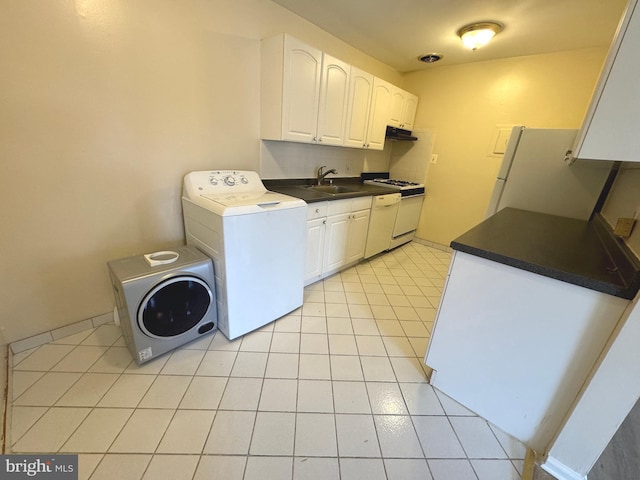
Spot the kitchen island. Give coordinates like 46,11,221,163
424,207,640,454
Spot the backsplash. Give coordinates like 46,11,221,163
260,140,392,179
601,163,640,258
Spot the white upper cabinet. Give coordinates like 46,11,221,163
261,35,350,145
389,87,418,130
261,34,418,150
343,67,374,148
572,0,640,162
316,54,350,146
365,77,394,150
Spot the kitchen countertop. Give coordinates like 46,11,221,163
450,207,640,299
263,177,398,203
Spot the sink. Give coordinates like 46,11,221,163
303,184,360,195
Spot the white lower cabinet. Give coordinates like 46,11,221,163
304,197,372,285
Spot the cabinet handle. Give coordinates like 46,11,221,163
323,220,326,224
315,208,320,213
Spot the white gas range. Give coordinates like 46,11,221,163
363,173,426,249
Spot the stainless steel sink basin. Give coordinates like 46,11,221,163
303,184,360,195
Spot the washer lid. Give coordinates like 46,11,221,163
200,191,305,214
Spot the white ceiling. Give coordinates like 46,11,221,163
271,0,629,72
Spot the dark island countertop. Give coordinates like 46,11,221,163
450,208,640,299
263,177,398,203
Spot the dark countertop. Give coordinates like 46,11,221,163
263,177,398,203
450,208,640,299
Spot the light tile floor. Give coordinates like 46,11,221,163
6,242,526,480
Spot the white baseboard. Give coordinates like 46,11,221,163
541,456,587,480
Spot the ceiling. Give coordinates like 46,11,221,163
271,0,629,73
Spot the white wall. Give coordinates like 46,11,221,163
0,0,399,344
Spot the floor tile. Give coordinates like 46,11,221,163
330,355,363,381
157,410,215,453
138,375,191,408
400,382,445,415
89,454,151,480
80,324,123,346
179,375,227,409
230,351,268,377
142,455,200,480
12,407,90,452
78,454,103,480
355,336,387,356
239,331,273,351
428,459,477,480
366,382,409,415
384,459,433,480
219,377,262,410
351,318,379,335
160,348,205,375
208,331,242,351
295,412,337,456
265,352,299,378
250,411,296,455
339,458,386,480
360,356,396,382
329,334,358,355
60,408,133,453
244,456,293,480
489,424,528,459
298,354,331,380
50,345,108,372
89,346,133,373
109,408,174,453
300,333,329,354
259,378,297,411
193,455,246,480
297,379,334,413
450,416,508,459
333,381,371,413
13,344,75,371
413,416,466,458
390,357,428,382
97,373,155,408
9,406,48,445
13,372,82,406
293,457,340,480
301,316,327,333
274,312,302,332
55,373,119,406
471,459,521,480
374,415,424,458
203,410,256,454
196,350,237,376
327,317,353,334
11,371,45,400
335,414,381,457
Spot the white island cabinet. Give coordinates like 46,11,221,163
425,251,629,453
572,0,640,162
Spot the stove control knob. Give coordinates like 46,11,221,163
209,176,218,185
240,176,248,184
224,175,236,186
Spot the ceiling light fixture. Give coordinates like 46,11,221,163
457,22,503,50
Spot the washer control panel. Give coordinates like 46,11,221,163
183,170,266,197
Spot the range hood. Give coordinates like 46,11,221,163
385,126,418,141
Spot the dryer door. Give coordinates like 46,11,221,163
138,276,213,338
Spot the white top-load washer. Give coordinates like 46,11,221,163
182,170,307,339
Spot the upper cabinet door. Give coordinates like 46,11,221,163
282,36,323,143
573,0,640,162
316,54,350,146
389,87,406,128
343,67,374,148
366,77,393,150
401,92,419,130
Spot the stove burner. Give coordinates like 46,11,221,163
372,178,421,187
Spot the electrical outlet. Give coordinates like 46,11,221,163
430,154,438,164
614,217,636,238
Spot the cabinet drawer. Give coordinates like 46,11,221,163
352,196,372,212
307,202,328,220
327,198,353,216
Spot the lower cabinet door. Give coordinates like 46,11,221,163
305,217,326,284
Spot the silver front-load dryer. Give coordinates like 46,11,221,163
108,245,217,364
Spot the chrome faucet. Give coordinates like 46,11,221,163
317,165,338,185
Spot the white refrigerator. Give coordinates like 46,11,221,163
486,126,612,220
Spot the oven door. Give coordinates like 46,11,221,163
393,195,424,238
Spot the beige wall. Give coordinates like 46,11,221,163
403,48,609,246
0,0,399,344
